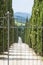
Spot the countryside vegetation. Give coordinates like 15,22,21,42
24,0,43,56
0,0,18,53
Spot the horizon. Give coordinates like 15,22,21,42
14,12,31,15
12,0,34,14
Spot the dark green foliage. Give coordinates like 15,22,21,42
24,0,43,56
0,0,18,53
24,18,32,48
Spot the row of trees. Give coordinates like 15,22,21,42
0,0,18,53
24,0,43,56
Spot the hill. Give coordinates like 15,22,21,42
14,12,31,23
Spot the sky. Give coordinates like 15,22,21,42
12,0,34,14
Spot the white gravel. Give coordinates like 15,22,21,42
0,37,43,65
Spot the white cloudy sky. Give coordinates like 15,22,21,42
12,0,34,14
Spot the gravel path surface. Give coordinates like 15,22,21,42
0,37,43,65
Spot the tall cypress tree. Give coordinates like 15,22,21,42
0,0,18,53
24,0,43,56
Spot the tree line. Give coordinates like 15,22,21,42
0,0,18,53
24,0,43,56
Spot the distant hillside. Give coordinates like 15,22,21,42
15,21,25,27
14,12,31,23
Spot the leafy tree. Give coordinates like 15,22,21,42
0,0,18,53
24,0,43,56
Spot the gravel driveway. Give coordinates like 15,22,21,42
0,37,43,65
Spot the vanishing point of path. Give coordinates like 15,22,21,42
0,37,43,65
